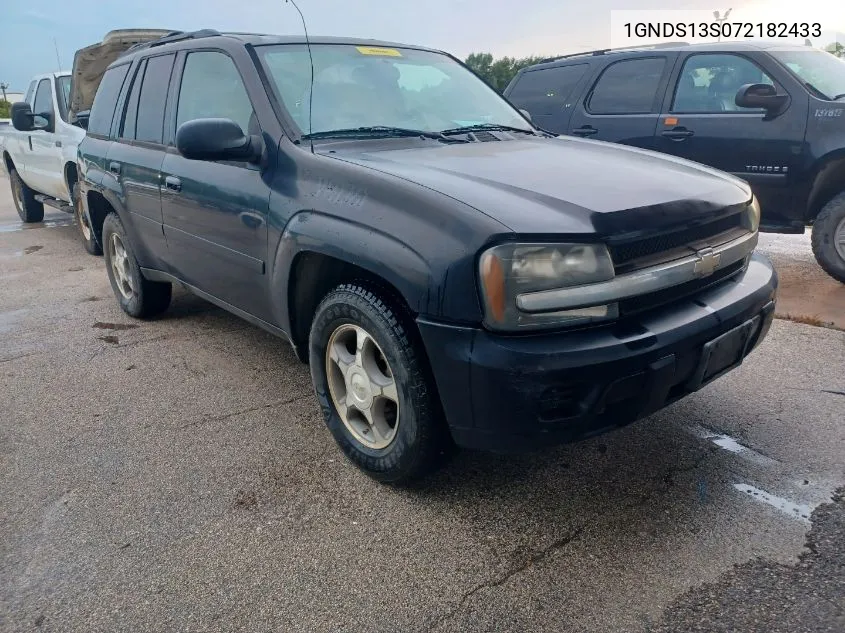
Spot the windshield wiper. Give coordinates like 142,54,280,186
833,93,845,101
440,123,538,136
302,126,467,143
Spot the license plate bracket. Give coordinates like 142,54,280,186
687,316,761,391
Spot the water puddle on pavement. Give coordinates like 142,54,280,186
0,218,74,233
0,308,29,334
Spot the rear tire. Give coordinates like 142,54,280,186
102,213,171,318
9,168,44,223
73,184,102,256
308,284,450,484
811,192,845,284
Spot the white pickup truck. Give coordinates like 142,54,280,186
1,29,172,254
1,72,84,222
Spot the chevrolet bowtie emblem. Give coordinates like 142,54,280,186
693,247,721,277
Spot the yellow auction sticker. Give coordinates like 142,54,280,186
356,46,402,57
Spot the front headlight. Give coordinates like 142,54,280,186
743,196,761,233
479,242,616,331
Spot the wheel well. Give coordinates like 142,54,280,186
288,252,415,362
64,162,79,196
808,156,845,222
2,152,13,175
85,190,114,247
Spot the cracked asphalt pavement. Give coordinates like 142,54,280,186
0,173,843,632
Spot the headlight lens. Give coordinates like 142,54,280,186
743,196,761,233
479,243,616,330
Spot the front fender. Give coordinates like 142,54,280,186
270,210,434,333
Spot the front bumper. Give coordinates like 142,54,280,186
418,253,778,452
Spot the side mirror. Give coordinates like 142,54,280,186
735,83,789,116
176,118,263,163
11,102,34,131
519,108,533,122
73,110,90,130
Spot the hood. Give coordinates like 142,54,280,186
69,29,174,119
325,136,752,236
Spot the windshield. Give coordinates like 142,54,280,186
771,49,845,100
258,44,532,136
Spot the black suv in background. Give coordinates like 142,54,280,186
506,42,845,282
79,31,776,483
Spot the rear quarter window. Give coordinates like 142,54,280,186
88,64,131,137
508,64,589,115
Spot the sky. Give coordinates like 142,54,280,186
1,0,843,92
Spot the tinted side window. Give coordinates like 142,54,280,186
176,51,254,135
135,54,175,143
672,54,775,113
33,79,52,116
120,61,145,140
588,58,667,114
88,64,131,137
509,64,589,115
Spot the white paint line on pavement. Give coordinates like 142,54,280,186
688,424,778,466
733,484,815,523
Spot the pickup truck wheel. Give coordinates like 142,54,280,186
73,184,102,256
309,284,448,483
811,192,845,284
9,168,44,223
102,213,171,318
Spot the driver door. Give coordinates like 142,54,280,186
655,52,807,228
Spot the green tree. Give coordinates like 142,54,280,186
465,53,550,93
824,42,844,58
0,99,10,119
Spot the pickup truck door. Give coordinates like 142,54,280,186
160,50,271,321
566,53,676,149
653,52,808,231
26,78,65,200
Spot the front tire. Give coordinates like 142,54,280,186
73,184,102,256
9,168,44,223
811,192,845,284
309,284,449,484
102,213,171,318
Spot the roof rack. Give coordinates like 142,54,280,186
124,29,222,54
538,41,689,64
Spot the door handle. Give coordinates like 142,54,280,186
571,126,599,137
661,127,694,141
28,136,33,151
164,175,182,192
109,161,121,175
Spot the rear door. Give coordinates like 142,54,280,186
566,54,676,149
160,49,271,320
654,52,807,230
505,63,590,134
26,78,65,198
106,53,175,267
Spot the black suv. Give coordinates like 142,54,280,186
505,42,845,282
78,31,776,483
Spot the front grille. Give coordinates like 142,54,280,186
609,212,744,271
619,258,746,317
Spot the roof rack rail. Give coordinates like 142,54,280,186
124,29,222,54
538,41,689,64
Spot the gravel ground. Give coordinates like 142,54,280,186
0,173,843,632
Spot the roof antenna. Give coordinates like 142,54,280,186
53,37,63,72
285,0,314,151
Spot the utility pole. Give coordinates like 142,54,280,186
713,8,732,43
